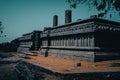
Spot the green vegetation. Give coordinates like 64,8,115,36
66,0,120,17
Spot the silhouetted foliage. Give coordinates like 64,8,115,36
0,39,20,52
0,21,4,37
0,21,2,34
0,21,6,37
66,0,120,18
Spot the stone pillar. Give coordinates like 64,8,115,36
85,37,86,47
86,36,88,47
61,39,63,46
58,39,59,46
76,37,78,46
65,10,72,23
77,38,79,46
88,35,90,47
54,40,56,46
65,38,67,46
67,39,68,46
53,40,54,46
74,37,76,46
53,40,55,46
72,37,74,46
52,40,54,46
53,15,58,27
90,36,92,47
84,37,86,47
70,38,72,46
63,38,64,46
91,35,94,47
56,39,57,46
66,39,68,46
82,37,84,47
81,37,83,47
64,39,66,46
52,40,53,46
71,37,73,46
90,35,94,47
63,38,65,46
83,37,85,47
44,40,45,46
69,38,71,46
46,40,47,46
44,41,45,46
56,39,58,46
58,39,60,46
73,37,75,46
60,39,61,46
51,40,52,46
83,37,84,47
78,37,80,47
59,39,60,46
42,41,43,46
84,36,87,47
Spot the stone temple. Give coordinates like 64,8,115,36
40,10,120,62
15,10,120,62
17,31,42,52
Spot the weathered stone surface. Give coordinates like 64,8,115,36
41,18,120,62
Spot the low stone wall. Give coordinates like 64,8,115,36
41,48,120,62
49,49,94,61
17,47,29,52
41,48,95,61
95,51,120,61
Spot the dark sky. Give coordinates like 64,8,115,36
0,0,120,43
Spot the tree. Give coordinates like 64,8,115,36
0,21,6,37
66,0,120,18
0,21,3,34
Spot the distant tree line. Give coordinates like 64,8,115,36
0,39,20,52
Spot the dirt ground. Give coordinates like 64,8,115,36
21,52,120,73
0,52,120,80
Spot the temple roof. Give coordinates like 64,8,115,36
48,17,120,30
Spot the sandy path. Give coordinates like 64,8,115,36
25,55,120,73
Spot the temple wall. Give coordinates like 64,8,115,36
17,31,41,52
40,18,120,62
94,51,120,61
49,34,94,47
